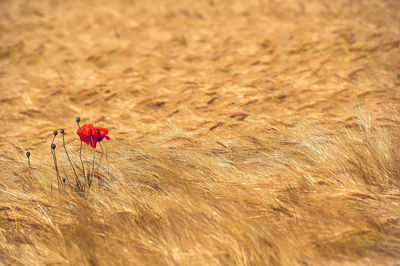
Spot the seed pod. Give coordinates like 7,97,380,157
26,152,30,158
53,130,58,136
51,143,56,150
76,117,81,123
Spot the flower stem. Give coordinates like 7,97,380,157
27,158,31,180
62,132,81,190
51,133,61,189
105,142,109,174
26,151,31,181
90,136,95,188
26,152,31,169
51,146,61,189
99,142,104,166
77,123,86,180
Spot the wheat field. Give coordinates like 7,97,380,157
1,0,400,265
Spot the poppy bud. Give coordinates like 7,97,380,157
60,129,65,134
76,117,81,123
63,178,66,183
26,152,30,158
53,130,58,136
51,143,56,150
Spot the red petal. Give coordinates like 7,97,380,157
81,136,91,145
77,124,94,138
94,127,108,137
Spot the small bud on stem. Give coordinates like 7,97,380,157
50,143,61,189
26,151,31,168
51,129,58,147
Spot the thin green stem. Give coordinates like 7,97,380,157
27,157,31,181
99,142,104,166
51,135,56,146
105,142,109,175
51,132,61,189
62,133,81,189
95,129,104,174
51,148,61,189
90,136,96,188
77,123,86,179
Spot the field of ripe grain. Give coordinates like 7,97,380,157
1,0,400,265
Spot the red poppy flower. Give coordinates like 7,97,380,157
77,124,110,148
77,124,94,145
77,124,97,148
94,127,110,143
